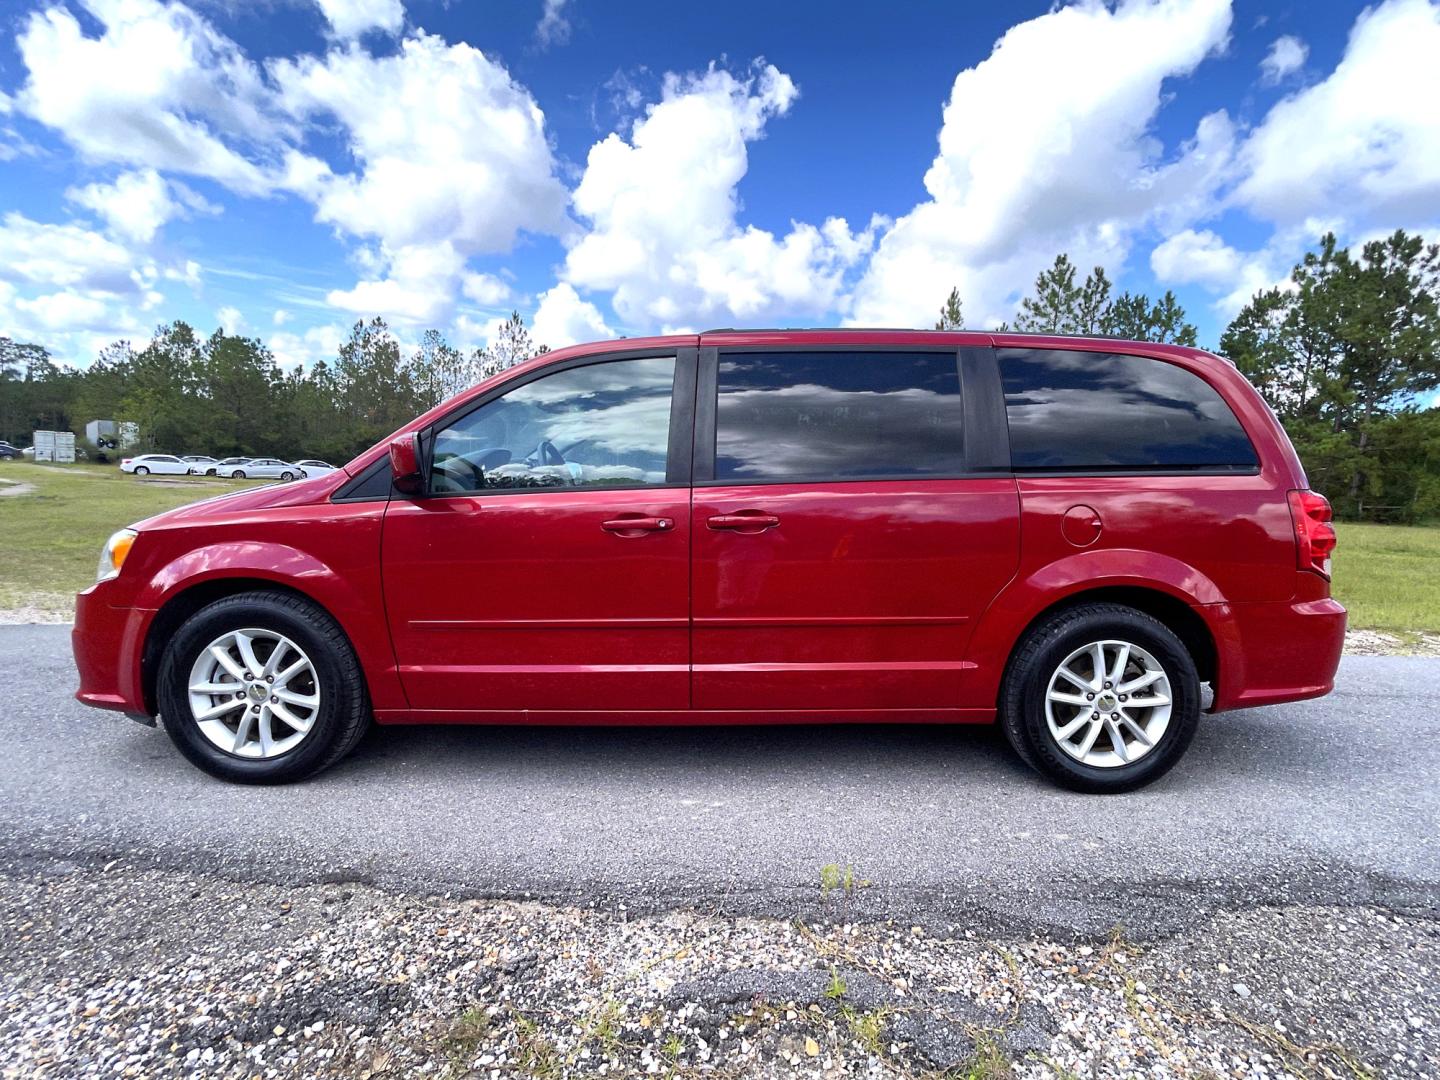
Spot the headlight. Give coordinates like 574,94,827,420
97,528,138,583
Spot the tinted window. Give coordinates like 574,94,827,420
998,349,1257,470
431,356,676,493
714,352,965,481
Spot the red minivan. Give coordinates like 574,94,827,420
72,330,1345,792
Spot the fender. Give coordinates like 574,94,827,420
962,547,1231,708
134,542,408,713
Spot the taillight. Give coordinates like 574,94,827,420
1288,489,1336,578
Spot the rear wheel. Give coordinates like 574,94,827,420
134,465,149,476
157,591,370,783
999,603,1200,793
231,469,246,479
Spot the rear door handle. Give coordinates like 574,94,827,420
601,515,673,535
707,512,780,533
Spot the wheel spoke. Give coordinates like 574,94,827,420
195,697,244,721
1109,643,1131,686
273,659,309,688
1076,719,1103,757
257,709,275,756
231,711,254,752
276,688,318,709
208,646,246,681
191,681,239,695
1118,669,1163,694
1105,718,1129,762
1088,643,1106,689
270,700,312,734
1055,665,1091,693
1053,714,1091,740
1126,693,1170,708
1118,710,1153,746
235,631,263,677
262,640,289,679
1047,689,1090,707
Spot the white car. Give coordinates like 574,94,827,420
181,455,217,469
224,458,304,481
193,456,249,476
295,459,337,477
120,454,191,476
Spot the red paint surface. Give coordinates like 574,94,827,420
73,330,1345,725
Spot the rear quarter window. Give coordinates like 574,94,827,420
998,348,1258,471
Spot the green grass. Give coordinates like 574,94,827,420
0,461,259,615
1332,523,1440,634
0,460,1435,635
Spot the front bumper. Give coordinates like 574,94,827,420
73,584,154,718
1210,595,1347,712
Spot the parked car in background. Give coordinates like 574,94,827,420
294,459,336,477
181,455,217,470
119,454,190,476
0,441,21,460
225,458,303,481
72,330,1345,790
195,457,250,476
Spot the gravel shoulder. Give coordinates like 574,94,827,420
3,859,1433,1080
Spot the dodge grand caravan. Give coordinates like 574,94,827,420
72,330,1345,792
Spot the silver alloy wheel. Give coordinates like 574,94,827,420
186,628,321,759
1044,639,1172,768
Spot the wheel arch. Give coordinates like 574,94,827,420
998,585,1218,702
140,578,355,716
963,547,1230,711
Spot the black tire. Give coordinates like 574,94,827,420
999,603,1201,793
157,591,371,783
205,468,217,476
231,470,246,479
134,465,149,476
280,470,294,481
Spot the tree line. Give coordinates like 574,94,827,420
0,312,546,466
3,230,1437,520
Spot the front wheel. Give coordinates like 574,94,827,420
999,603,1200,793
280,470,294,481
157,591,371,783
231,470,246,479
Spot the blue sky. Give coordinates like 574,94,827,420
1,0,1437,369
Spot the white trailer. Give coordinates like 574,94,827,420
33,430,76,464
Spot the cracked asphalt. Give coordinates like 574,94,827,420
2,624,1436,937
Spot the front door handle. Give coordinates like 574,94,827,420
707,511,780,533
601,515,673,536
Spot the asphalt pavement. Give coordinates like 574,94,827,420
2,624,1435,937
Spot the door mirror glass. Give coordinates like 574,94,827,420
389,433,424,494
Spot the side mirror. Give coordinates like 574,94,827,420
388,433,424,495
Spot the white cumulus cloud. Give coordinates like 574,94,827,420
1235,0,1440,229
314,0,404,39
16,0,287,194
1259,35,1308,85
849,0,1235,329
530,283,612,348
565,62,876,330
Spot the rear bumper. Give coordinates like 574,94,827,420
1210,596,1346,712
73,585,154,717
